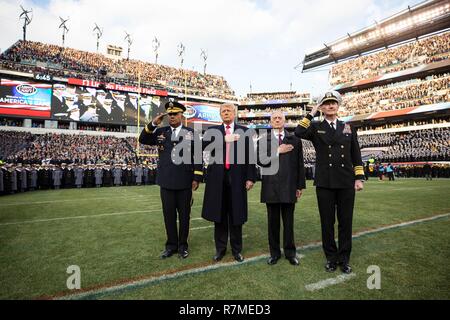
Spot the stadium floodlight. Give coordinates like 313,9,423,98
177,42,185,68
59,17,69,47
124,31,133,60
200,49,208,75
152,37,160,64
19,5,33,41
93,23,103,53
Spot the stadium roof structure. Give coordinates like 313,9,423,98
301,0,450,72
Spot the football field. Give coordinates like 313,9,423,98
0,179,449,300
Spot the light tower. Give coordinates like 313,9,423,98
93,23,103,53
59,17,69,47
19,5,33,41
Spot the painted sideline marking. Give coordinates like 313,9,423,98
50,212,449,300
190,226,214,231
305,273,357,291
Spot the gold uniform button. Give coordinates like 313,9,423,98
329,145,332,149
341,145,344,149
329,164,333,167
341,155,344,158
329,154,332,157
341,164,344,167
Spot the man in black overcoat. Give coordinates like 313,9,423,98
201,103,256,263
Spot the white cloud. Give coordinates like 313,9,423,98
1,0,420,97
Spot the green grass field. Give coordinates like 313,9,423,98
0,179,449,300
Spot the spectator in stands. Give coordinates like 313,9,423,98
0,40,236,100
330,32,450,86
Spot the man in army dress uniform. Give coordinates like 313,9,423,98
139,100,203,259
103,164,113,187
295,91,364,274
39,165,52,190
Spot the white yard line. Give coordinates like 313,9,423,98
305,273,357,291
0,206,204,226
0,195,160,207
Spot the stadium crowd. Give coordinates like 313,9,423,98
359,116,449,131
0,131,158,165
240,118,306,127
241,91,310,102
359,128,449,162
239,106,305,118
330,31,450,85
0,40,236,100
339,73,450,116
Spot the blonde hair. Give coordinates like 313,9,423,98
220,103,236,112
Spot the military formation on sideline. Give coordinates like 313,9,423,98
0,163,157,194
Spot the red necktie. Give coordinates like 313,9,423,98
225,125,231,170
278,134,283,145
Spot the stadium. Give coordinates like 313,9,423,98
0,0,449,303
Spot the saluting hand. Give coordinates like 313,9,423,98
152,113,167,126
310,104,321,117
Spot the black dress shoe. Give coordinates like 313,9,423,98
287,256,300,266
341,263,352,274
233,253,244,262
213,251,225,262
267,256,280,265
179,250,189,259
325,261,337,272
160,249,175,259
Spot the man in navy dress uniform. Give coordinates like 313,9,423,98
139,100,203,259
295,91,364,274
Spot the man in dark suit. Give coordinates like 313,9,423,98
202,103,256,263
423,162,432,180
258,111,306,266
139,100,203,259
295,91,364,274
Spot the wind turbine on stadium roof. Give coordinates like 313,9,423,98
124,32,133,60
59,17,69,47
93,23,103,53
19,5,33,42
152,37,160,64
177,42,185,68
200,49,208,75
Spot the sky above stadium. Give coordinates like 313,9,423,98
1,0,424,98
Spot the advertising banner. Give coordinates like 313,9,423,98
0,78,52,118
